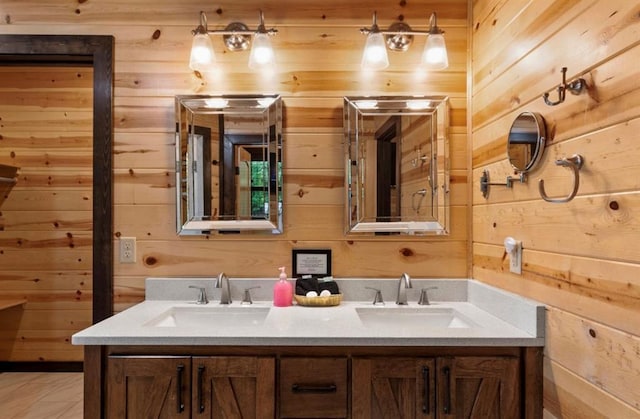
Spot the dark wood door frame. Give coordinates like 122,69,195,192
0,35,114,324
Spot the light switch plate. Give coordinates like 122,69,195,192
119,237,136,263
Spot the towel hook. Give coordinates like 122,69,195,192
543,67,586,106
538,154,584,203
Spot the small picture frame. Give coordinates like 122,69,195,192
292,249,332,278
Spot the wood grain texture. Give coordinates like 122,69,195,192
0,65,94,363
543,357,640,419
0,0,470,368
472,0,640,417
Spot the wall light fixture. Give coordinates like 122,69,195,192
189,10,278,72
360,11,449,71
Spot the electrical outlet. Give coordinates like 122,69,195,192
119,237,136,263
509,241,522,275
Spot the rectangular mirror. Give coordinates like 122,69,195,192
175,95,283,235
344,96,450,235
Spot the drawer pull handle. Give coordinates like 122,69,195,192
422,366,430,414
176,364,185,413
291,383,337,393
197,365,205,413
443,366,451,414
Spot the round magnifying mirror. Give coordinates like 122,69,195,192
507,111,546,173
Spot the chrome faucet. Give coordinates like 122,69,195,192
395,272,413,305
215,272,232,304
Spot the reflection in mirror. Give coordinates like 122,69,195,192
175,95,283,235
507,111,546,173
344,96,449,235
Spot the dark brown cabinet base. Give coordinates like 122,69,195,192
90,346,542,419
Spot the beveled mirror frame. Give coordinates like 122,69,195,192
175,94,283,235
344,96,450,235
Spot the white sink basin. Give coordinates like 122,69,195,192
356,306,477,329
144,306,270,328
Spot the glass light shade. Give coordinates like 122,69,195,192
361,32,389,70
248,32,275,70
422,34,449,70
189,33,215,71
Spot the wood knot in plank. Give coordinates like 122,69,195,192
144,256,158,266
399,248,414,257
297,189,306,198
152,29,161,40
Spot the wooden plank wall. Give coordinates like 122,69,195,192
0,66,94,362
471,0,640,417
0,0,469,362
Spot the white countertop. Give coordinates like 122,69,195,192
72,278,544,347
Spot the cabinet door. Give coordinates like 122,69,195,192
436,357,520,419
108,356,191,419
352,357,436,419
192,356,275,419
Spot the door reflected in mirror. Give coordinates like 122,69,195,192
175,95,283,235
344,96,450,235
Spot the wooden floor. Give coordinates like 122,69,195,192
0,373,83,419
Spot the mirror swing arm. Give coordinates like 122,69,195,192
480,170,526,198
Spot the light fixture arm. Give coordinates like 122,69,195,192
360,12,444,37
360,11,381,35
428,12,444,35
193,10,278,37
191,11,208,36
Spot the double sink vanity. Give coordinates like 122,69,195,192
73,277,544,418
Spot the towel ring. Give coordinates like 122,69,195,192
538,154,583,203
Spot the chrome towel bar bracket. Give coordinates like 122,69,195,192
538,154,584,203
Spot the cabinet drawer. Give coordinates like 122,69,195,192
279,357,348,418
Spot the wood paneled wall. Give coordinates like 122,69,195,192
0,0,469,362
471,0,640,416
0,66,94,362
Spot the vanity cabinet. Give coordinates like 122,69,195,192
96,347,540,419
107,355,275,418
352,356,520,418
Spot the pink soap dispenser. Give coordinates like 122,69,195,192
273,266,293,307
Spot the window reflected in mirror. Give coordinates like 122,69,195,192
175,95,283,235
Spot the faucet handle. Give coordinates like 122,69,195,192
241,286,261,305
365,287,385,306
418,287,438,306
189,285,209,305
